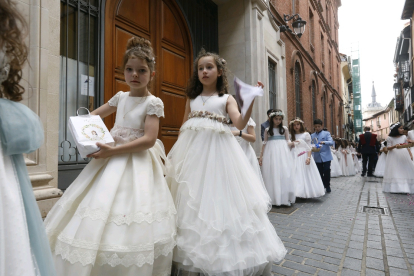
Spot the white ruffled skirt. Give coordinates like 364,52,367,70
166,118,286,276
44,140,176,276
291,141,325,198
374,153,386,177
383,148,414,193
330,151,342,177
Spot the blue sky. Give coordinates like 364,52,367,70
338,0,408,109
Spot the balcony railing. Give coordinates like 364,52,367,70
398,60,410,88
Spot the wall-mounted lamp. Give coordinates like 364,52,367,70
279,14,307,38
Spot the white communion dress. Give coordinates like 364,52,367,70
330,148,342,177
230,118,264,183
337,146,350,176
383,135,414,193
166,94,287,276
374,144,387,177
346,146,356,176
350,146,360,173
290,132,325,198
261,126,296,206
44,92,177,276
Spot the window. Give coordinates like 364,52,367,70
268,59,277,109
331,102,334,133
329,50,332,78
322,93,327,126
321,34,325,70
294,62,301,118
384,114,386,119
356,119,362,127
59,0,101,164
355,105,361,110
311,81,316,121
309,9,314,46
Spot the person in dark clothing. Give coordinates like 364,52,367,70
358,126,380,177
260,109,274,141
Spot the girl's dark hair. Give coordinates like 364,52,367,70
389,123,402,137
268,109,285,136
186,48,229,99
0,0,28,102
334,138,340,150
342,139,349,148
288,117,305,141
122,37,155,89
383,141,387,146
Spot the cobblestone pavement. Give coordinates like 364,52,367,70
269,175,414,276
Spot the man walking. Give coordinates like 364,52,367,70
358,126,378,177
261,109,274,141
311,119,334,193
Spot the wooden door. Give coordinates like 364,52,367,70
104,0,192,152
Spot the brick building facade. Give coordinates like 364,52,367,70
270,0,343,136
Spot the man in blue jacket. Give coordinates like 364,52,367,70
311,119,334,193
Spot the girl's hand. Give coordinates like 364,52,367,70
232,130,240,136
305,157,310,165
256,81,264,88
87,143,114,159
259,157,263,166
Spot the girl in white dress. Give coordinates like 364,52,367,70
338,140,350,176
350,144,360,173
330,139,342,177
44,38,176,276
230,117,264,183
383,123,414,193
166,50,286,276
342,140,356,176
374,141,387,177
0,4,56,275
288,118,325,198
259,110,296,206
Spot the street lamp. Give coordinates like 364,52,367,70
280,14,307,38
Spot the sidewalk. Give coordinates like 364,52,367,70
269,175,414,276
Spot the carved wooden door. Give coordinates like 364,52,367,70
104,0,192,152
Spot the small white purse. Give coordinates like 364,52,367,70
68,108,115,158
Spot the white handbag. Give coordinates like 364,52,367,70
68,108,115,158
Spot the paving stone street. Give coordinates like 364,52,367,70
269,175,414,276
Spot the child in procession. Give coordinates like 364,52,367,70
259,110,297,206
44,37,176,276
166,49,286,276
288,118,325,198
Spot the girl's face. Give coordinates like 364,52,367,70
198,56,221,88
398,126,404,135
293,122,301,133
272,116,283,126
124,57,154,91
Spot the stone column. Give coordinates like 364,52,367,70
16,0,62,217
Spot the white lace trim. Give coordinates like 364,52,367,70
74,206,177,225
53,235,176,267
147,97,164,118
180,125,232,135
110,125,145,145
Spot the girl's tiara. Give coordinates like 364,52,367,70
289,118,304,125
390,122,401,130
269,111,285,118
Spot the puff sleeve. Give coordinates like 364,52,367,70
147,97,165,118
108,91,123,107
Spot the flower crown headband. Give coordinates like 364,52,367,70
269,111,285,118
390,122,401,130
289,118,304,125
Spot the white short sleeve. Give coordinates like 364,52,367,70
108,91,123,107
247,118,256,127
147,97,165,118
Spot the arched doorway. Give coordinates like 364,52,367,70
104,0,193,152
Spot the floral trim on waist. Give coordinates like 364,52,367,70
188,110,230,125
110,125,144,145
